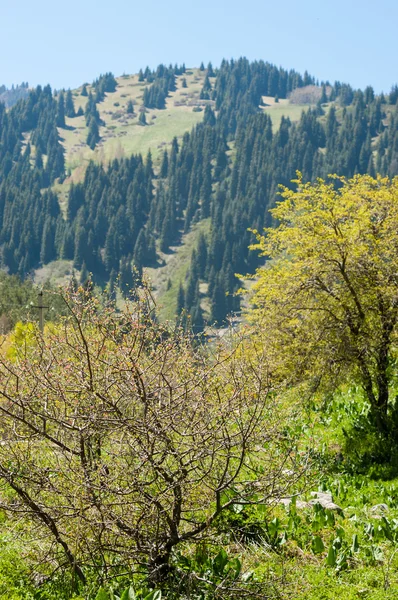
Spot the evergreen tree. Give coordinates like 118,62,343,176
87,118,100,149
176,283,185,315
56,91,66,127
65,89,76,118
81,84,88,97
119,255,134,298
40,217,56,264
207,62,214,77
138,110,147,125
197,233,208,278
127,100,134,114
160,150,169,178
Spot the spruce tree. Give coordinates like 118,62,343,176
160,150,168,178
65,89,76,117
176,283,185,315
138,110,147,126
56,91,66,127
87,118,100,149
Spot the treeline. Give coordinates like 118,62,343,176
0,84,66,274
0,59,398,328
0,82,30,108
59,152,156,295
140,63,186,109
179,60,398,325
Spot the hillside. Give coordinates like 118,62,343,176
1,58,398,600
61,69,209,174
0,59,397,331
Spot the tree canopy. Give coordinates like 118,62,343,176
248,174,398,435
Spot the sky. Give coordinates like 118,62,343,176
1,0,397,93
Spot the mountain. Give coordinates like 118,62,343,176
0,82,30,108
0,59,397,327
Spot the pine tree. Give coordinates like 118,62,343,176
182,77,188,89
127,100,134,114
138,110,147,126
176,283,185,315
133,229,146,275
40,217,56,264
56,91,66,127
320,84,328,104
160,150,168,178
81,84,88,97
197,233,208,278
119,255,134,298
73,226,88,269
65,89,76,117
87,118,100,149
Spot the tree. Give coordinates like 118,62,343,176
65,89,76,117
86,117,100,149
56,91,66,127
248,174,398,435
138,110,147,126
0,287,306,589
126,99,134,114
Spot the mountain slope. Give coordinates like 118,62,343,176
0,58,397,329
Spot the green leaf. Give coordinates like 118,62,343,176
311,535,325,554
213,548,229,576
326,544,336,566
228,557,242,579
268,517,280,537
120,587,136,600
143,591,162,600
351,533,359,553
95,589,110,600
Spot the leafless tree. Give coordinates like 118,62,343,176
0,287,308,589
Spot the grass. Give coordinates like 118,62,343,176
60,69,208,176
146,218,211,322
34,259,75,287
261,95,312,131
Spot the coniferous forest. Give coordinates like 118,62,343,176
1,59,397,328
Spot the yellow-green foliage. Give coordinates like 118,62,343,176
247,174,398,432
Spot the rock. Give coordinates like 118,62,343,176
309,491,343,513
371,503,389,514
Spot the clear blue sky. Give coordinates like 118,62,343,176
2,0,397,93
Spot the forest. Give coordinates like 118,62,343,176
1,58,398,598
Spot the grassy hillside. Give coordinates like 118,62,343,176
261,95,312,130
146,218,211,322
59,69,210,175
